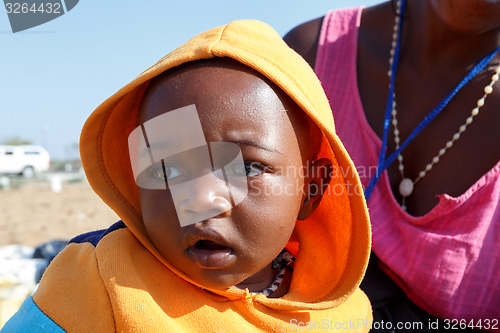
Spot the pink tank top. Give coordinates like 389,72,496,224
316,7,500,321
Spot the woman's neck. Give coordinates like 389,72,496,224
401,0,500,74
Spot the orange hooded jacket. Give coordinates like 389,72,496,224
3,20,372,332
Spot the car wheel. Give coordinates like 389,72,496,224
22,166,35,178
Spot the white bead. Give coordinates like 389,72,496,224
395,137,400,144
477,98,485,107
419,171,426,178
392,109,397,116
453,133,460,140
394,128,399,136
425,164,432,171
439,148,446,156
446,141,453,148
399,178,414,197
471,108,479,116
496,66,500,74
392,41,397,48
388,69,392,76
398,164,404,171
484,85,493,94
398,155,403,162
492,74,499,82
433,156,439,163
459,125,466,133
466,116,473,124
392,119,398,126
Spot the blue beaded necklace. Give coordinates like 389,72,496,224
364,0,500,201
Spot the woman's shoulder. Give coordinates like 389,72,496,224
283,7,368,69
283,3,393,69
283,16,324,68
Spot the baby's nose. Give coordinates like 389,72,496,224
170,169,233,227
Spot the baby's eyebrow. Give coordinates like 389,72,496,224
139,141,185,161
231,139,282,155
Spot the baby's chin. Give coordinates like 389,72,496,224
186,261,276,294
188,268,252,292
185,257,273,292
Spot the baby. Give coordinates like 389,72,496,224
2,20,372,332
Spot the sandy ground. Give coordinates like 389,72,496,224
0,179,119,247
0,179,121,327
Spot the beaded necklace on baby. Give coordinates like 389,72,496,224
251,250,294,297
364,0,500,206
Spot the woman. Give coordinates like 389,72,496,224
284,0,500,331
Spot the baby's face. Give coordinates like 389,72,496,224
137,60,311,290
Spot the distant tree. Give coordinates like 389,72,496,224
2,137,32,145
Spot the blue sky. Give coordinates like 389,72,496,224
1,0,381,160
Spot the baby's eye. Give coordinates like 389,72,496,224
147,163,182,181
165,166,182,180
230,161,266,177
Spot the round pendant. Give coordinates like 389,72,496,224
399,178,414,197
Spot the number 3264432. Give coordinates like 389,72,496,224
5,2,62,14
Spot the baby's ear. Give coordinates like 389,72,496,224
297,158,332,220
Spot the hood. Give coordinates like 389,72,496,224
80,19,370,311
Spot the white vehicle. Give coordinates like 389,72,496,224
0,145,50,178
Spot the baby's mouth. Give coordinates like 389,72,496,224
195,240,228,251
187,239,235,269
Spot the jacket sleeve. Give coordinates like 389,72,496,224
27,242,115,332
